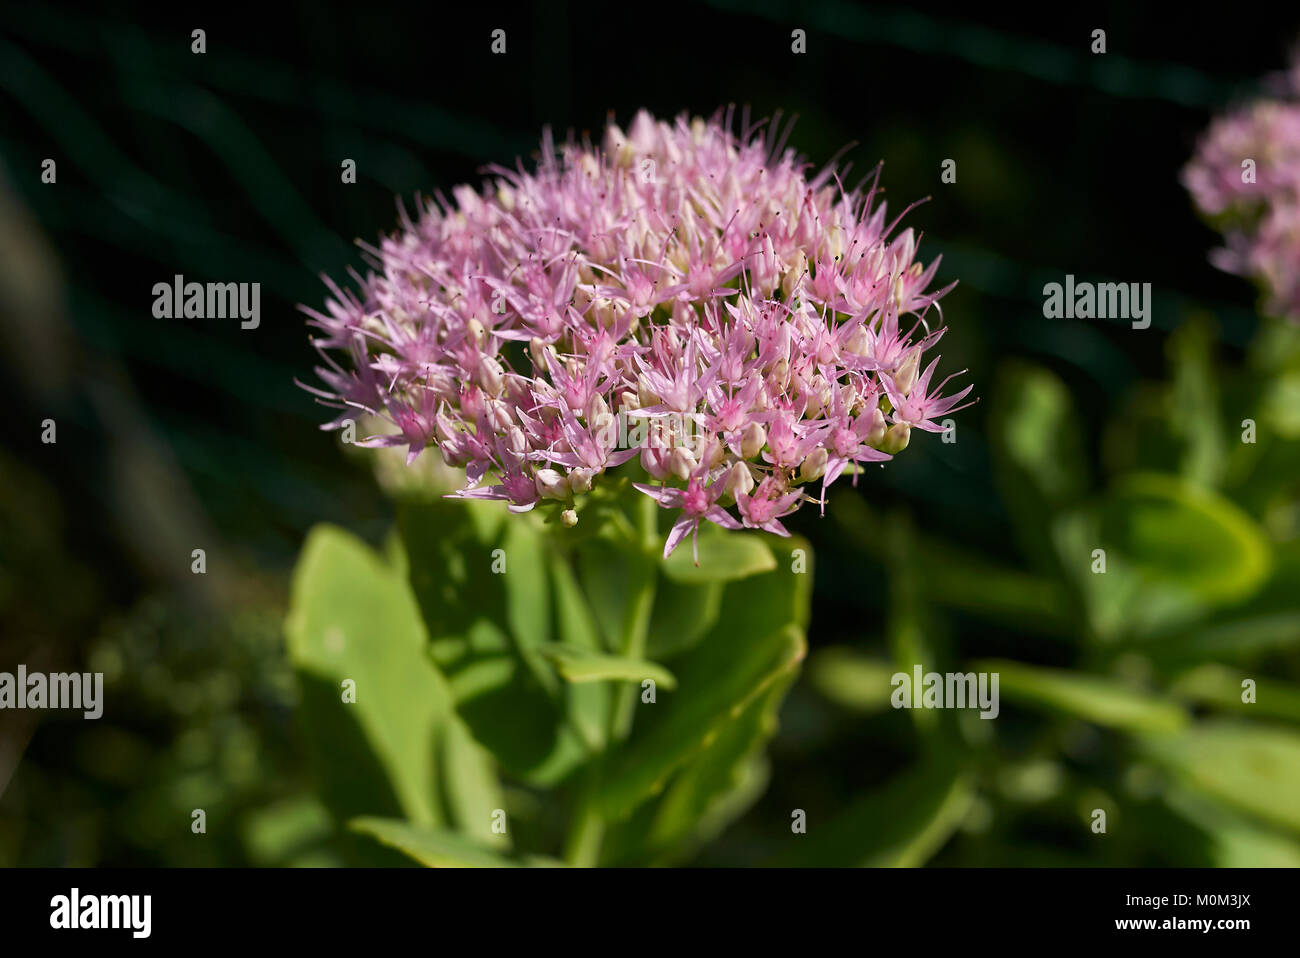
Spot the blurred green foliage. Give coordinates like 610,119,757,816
799,314,1300,867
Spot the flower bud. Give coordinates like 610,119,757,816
782,249,808,298
535,468,568,499
478,356,505,396
894,349,921,396
799,446,829,483
568,467,595,494
467,317,487,349
740,421,766,459
880,423,911,454
845,324,870,356
529,336,550,370
865,407,887,446
561,508,578,527
724,460,755,499
668,446,697,480
637,375,659,408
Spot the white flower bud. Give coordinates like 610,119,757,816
561,508,578,527
866,407,887,446
478,356,505,396
535,468,568,499
880,423,911,454
895,350,921,395
799,446,829,483
668,446,697,480
568,467,595,494
845,324,870,355
638,375,659,408
467,317,487,348
724,460,755,499
740,421,766,459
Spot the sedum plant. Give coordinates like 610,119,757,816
286,111,965,866
1183,55,1300,324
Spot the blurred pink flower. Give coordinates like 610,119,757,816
1184,58,1300,322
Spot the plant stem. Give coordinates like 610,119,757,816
563,492,659,866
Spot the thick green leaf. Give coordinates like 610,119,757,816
978,659,1188,734
647,577,724,659
1142,721,1300,835
989,361,1089,567
783,753,975,867
438,720,509,849
396,501,585,785
660,526,776,584
1143,612,1300,665
1167,317,1225,487
576,535,632,650
595,623,803,818
639,677,791,863
350,818,560,868
537,643,677,689
1169,665,1300,722
285,525,453,827
808,647,895,713
1165,788,1300,867
1100,473,1271,604
550,547,611,752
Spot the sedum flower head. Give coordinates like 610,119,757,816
1183,60,1300,323
302,110,971,559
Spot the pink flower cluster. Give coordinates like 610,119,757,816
1184,62,1300,323
302,110,970,559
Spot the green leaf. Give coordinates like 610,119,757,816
285,525,453,827
1142,721,1300,835
783,754,975,867
1169,665,1300,722
977,659,1188,734
1144,612,1300,665
989,361,1089,566
647,577,724,659
1165,788,1300,867
537,643,677,689
595,624,803,819
639,677,791,864
550,547,612,752
1100,473,1272,605
808,647,896,713
576,536,632,650
350,818,561,868
660,526,777,584
396,501,585,785
916,539,1074,637
1167,316,1225,487
438,720,509,849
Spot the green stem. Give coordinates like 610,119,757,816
563,492,659,866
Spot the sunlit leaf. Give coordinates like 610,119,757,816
285,525,452,827
808,647,895,713
1142,721,1300,835
537,643,677,689
977,659,1188,734
1101,473,1271,604
660,527,777,584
